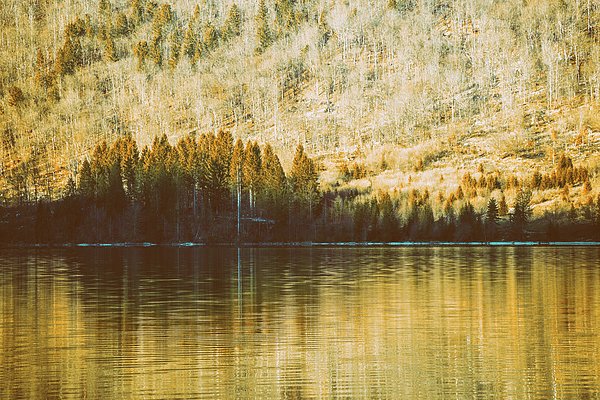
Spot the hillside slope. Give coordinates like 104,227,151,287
1,0,600,212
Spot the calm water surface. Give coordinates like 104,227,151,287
1,247,600,399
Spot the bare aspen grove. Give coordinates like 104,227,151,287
1,0,600,242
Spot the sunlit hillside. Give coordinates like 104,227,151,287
1,0,599,214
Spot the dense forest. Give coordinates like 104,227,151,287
0,132,599,244
1,0,600,243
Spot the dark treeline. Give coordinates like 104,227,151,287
1,131,319,243
1,135,600,244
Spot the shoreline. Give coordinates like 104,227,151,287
2,241,600,249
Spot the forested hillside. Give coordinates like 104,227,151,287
1,0,600,242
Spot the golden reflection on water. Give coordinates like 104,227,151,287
1,247,600,399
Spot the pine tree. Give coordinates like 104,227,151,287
206,130,233,211
55,36,82,76
90,141,111,199
230,138,245,185
511,190,532,239
193,4,201,21
168,30,181,69
106,161,127,216
114,12,130,37
485,197,499,240
379,192,398,241
150,34,162,66
110,135,139,197
497,193,507,216
78,159,95,198
145,1,158,19
243,141,262,211
290,143,319,221
182,23,197,60
133,40,149,69
104,36,118,62
255,0,271,54
274,0,297,36
223,3,242,40
486,198,499,224
130,0,145,25
456,202,478,241
34,49,53,91
98,0,111,20
261,144,286,193
595,194,600,227
202,22,218,52
7,86,25,108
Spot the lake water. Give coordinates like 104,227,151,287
1,246,600,399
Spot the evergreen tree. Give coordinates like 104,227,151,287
78,159,94,198
98,0,111,20
114,12,130,37
176,134,199,214
456,202,478,241
206,130,233,211
55,36,82,75
511,190,532,239
290,143,319,220
150,34,163,66
255,0,272,54
106,161,127,216
595,194,600,228
274,0,297,36
104,36,118,62
145,0,158,19
133,40,149,69
230,138,245,186
182,23,197,60
223,3,242,39
243,141,262,212
130,0,145,25
498,193,508,215
485,197,499,240
486,198,499,224
261,143,287,220
34,49,51,90
202,22,219,52
110,135,139,197
261,144,286,194
379,192,398,241
168,30,181,69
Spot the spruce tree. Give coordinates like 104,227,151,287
114,12,130,37
182,23,197,60
255,0,271,54
104,36,118,62
202,22,218,52
168,30,181,69
486,198,499,224
130,0,145,25
150,34,163,66
498,193,508,215
290,143,319,221
133,40,149,69
274,0,296,36
511,190,532,239
78,159,95,198
485,197,499,240
206,130,233,211
230,138,245,186
243,142,262,211
223,3,242,40
262,144,286,193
